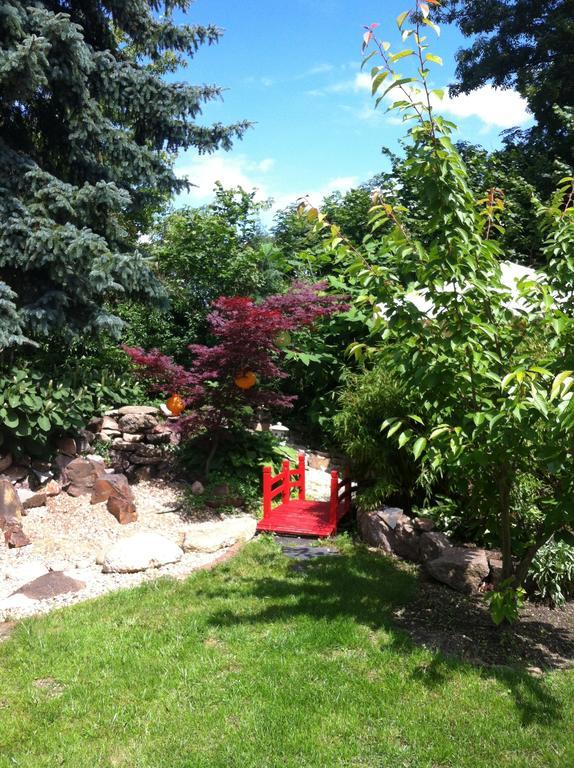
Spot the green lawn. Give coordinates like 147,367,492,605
0,537,572,768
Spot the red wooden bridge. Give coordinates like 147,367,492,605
257,453,352,537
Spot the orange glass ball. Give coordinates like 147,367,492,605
166,393,185,416
234,371,257,390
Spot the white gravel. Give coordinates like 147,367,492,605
0,480,252,622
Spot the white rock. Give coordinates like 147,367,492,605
101,533,183,573
182,516,257,553
4,561,49,583
182,529,238,553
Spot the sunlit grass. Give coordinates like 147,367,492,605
0,537,572,767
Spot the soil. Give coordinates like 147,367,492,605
393,573,574,670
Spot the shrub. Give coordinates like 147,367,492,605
529,538,574,607
0,346,143,457
332,364,422,512
179,429,296,514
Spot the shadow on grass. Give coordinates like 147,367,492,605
203,541,564,727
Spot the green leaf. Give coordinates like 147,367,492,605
371,71,389,95
396,11,409,29
412,437,427,460
37,415,51,432
425,53,443,66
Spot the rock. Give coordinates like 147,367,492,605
357,507,422,561
419,531,452,562
191,481,204,496
107,496,138,524
64,457,106,497
91,474,137,524
0,465,28,484
17,488,47,511
12,572,85,600
182,529,237,553
101,533,182,573
102,416,120,431
75,429,95,452
112,439,139,452
121,433,144,443
91,474,132,504
126,465,157,483
0,479,23,524
0,453,13,473
414,517,435,533
45,479,61,497
5,561,49,583
145,425,172,445
118,413,159,433
223,515,257,542
87,416,104,433
307,452,330,471
54,453,74,478
116,405,160,416
97,432,113,443
56,436,77,457
130,454,165,466
85,454,105,465
4,525,31,548
425,547,490,594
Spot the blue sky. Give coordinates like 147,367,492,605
173,0,532,217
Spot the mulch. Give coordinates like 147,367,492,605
393,575,574,670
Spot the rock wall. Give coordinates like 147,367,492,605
358,506,498,595
91,405,179,482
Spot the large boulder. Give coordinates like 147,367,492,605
419,531,452,562
101,533,182,573
425,547,490,594
64,457,106,497
117,413,158,434
12,572,85,600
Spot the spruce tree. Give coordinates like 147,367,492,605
0,0,248,348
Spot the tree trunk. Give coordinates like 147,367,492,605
497,464,514,580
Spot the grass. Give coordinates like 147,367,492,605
0,536,573,767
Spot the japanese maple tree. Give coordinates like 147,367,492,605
125,282,345,474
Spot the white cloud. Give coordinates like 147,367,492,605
354,75,531,129
439,85,531,129
175,154,273,204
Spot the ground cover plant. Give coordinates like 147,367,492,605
0,537,573,767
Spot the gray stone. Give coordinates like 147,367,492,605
112,439,139,452
118,413,159,433
425,547,490,594
419,531,452,562
116,405,160,416
130,455,164,466
121,433,144,443
191,481,204,496
101,416,120,431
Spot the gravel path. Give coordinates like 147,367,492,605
1,480,253,623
